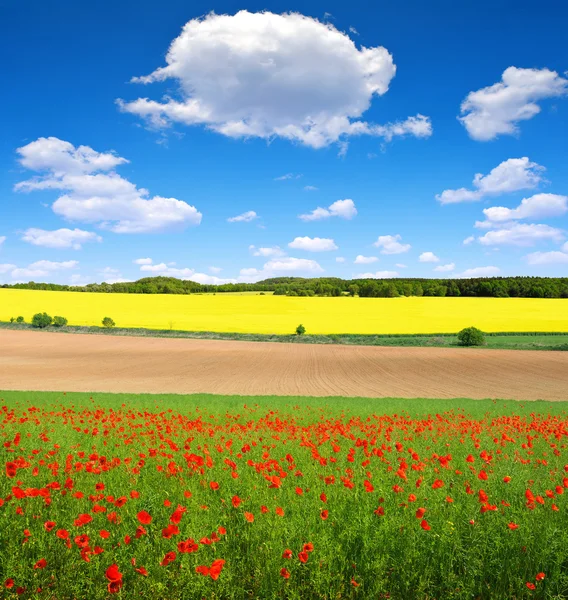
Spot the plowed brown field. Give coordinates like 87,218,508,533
0,329,567,400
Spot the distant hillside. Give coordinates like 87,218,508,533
3,275,568,299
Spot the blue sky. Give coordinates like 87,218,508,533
1,0,567,285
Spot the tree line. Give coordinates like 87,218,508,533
3,275,568,298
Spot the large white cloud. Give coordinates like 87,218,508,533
21,228,102,249
437,157,544,204
373,234,411,254
288,236,338,252
459,67,568,141
10,260,78,280
477,223,564,247
137,258,238,284
525,250,568,266
118,11,431,149
482,193,568,223
15,137,202,234
299,199,357,221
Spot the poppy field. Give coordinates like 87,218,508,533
1,391,568,599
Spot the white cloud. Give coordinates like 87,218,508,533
274,173,302,181
15,137,202,233
354,255,378,264
140,263,195,278
459,67,568,141
395,263,407,268
239,256,324,282
458,266,501,278
304,185,319,191
419,251,439,263
482,193,568,223
21,227,102,250
118,11,431,150
525,250,568,266
134,258,153,265
336,257,346,263
0,236,5,246
249,245,286,257
437,157,544,204
355,270,399,279
463,236,475,245
299,198,357,221
10,260,78,280
189,273,238,285
373,234,411,254
434,263,455,272
477,223,564,247
0,264,16,274
209,266,222,274
288,236,338,252
227,210,258,223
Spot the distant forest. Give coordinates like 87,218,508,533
3,276,568,298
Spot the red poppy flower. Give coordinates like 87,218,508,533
508,522,519,530
244,512,254,523
275,507,284,517
34,559,47,570
535,573,545,581
526,582,536,590
5,579,14,589
56,529,69,540
320,509,329,520
351,579,360,587
231,495,242,508
137,511,152,525
105,564,123,582
420,519,431,531
160,552,176,567
415,507,426,519
303,542,314,553
298,551,309,564
282,549,293,559
210,481,219,490
135,567,148,576
280,568,290,579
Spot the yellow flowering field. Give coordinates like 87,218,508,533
0,289,567,334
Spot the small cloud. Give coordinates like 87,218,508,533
434,263,455,272
457,266,501,278
354,255,378,264
209,266,222,274
336,257,346,263
355,270,399,279
274,173,302,181
134,258,153,265
303,185,319,191
299,199,357,221
463,236,475,245
373,234,411,254
288,236,338,252
395,263,407,268
419,251,440,263
349,26,358,35
249,245,286,257
227,210,258,223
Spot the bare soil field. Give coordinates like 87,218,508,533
0,329,567,400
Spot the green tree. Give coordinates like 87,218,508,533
457,326,485,347
32,312,53,328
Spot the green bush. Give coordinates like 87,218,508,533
31,312,53,329
16,316,25,323
102,317,116,329
9,317,15,323
52,316,68,328
457,326,486,347
296,324,306,336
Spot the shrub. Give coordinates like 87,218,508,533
9,317,15,323
102,317,116,329
16,316,25,323
457,326,485,347
53,316,68,328
296,324,306,336
31,312,53,328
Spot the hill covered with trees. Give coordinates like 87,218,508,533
3,276,568,298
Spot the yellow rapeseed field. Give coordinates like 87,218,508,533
1,288,567,334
